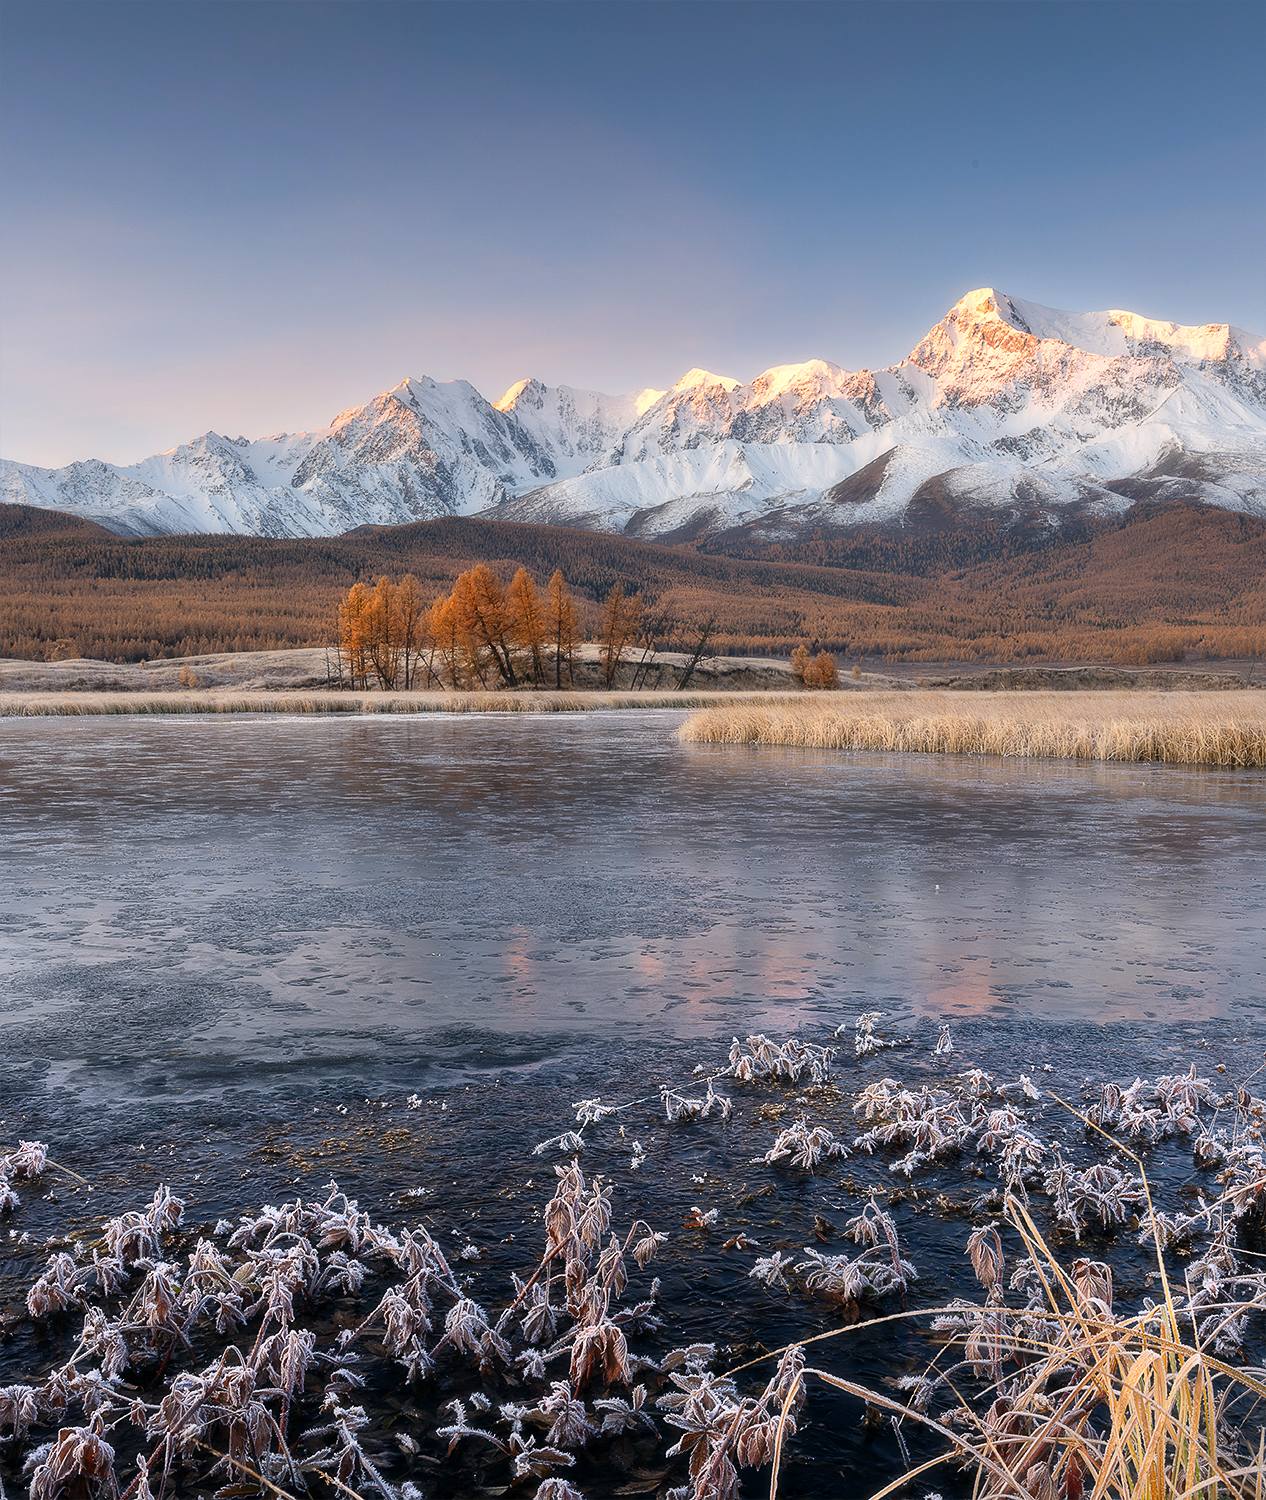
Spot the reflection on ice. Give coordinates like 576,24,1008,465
0,711,1262,1108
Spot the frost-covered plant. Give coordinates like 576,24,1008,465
725,1034,835,1085
847,1011,898,1057
748,1251,794,1290
1087,1068,1219,1142
533,1131,586,1156
852,1082,976,1176
302,1393,397,1499
1043,1156,1147,1239
1,1139,48,1181
102,1185,184,1265
661,1077,733,1123
792,1198,918,1306
756,1115,848,1171
0,1384,39,1443
23,1414,116,1500
658,1343,806,1500
572,1097,619,1126
1,1139,50,1215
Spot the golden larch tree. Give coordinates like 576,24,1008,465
338,580,372,688
807,651,838,689
429,593,463,688
546,569,580,689
600,584,643,689
366,576,402,689
452,564,518,687
508,567,548,685
396,573,428,687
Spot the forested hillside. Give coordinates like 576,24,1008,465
1,501,1261,665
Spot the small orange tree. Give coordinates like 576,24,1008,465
429,593,463,688
452,564,519,687
600,583,642,688
807,651,838,689
790,643,838,689
395,573,428,687
365,576,402,689
337,580,372,687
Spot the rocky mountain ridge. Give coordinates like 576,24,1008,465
4,288,1263,539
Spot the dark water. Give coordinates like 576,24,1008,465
1,711,1263,1118
2,712,1264,1497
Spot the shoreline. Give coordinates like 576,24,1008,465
3,685,1265,766
0,687,811,717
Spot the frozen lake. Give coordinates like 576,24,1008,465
1,711,1263,1116
4,709,1266,1500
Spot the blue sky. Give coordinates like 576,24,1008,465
2,0,1263,466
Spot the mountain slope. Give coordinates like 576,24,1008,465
3,503,1262,667
493,291,1266,537
4,289,1263,539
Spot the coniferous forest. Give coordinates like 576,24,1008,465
1,500,1262,666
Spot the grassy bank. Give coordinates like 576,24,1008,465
678,689,1266,766
0,687,809,717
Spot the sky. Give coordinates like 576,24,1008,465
1,0,1263,468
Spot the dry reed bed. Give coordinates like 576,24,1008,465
0,688,808,718
680,689,1266,767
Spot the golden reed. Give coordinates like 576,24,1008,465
679,690,1266,767
0,688,805,718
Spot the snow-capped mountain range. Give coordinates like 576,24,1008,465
5,288,1264,540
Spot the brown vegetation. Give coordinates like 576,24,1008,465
0,500,1261,666
598,582,643,688
790,645,838,688
679,690,1266,766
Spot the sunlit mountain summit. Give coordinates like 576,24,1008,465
5,289,1264,540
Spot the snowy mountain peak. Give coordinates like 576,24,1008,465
494,378,538,412
673,368,741,392
943,288,1265,372
633,386,667,416
4,287,1263,541
749,360,851,400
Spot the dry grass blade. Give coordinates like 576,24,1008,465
192,1441,303,1500
804,1369,1021,1494
765,1367,802,1500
